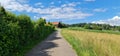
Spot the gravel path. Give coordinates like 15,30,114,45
25,29,77,56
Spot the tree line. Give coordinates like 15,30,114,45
69,23,120,31
57,22,68,28
0,6,55,55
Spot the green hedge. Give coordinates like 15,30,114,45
0,6,55,56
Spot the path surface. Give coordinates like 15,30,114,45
25,29,77,56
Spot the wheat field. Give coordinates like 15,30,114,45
61,29,120,56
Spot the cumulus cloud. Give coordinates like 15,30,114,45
84,0,96,2
0,0,33,12
37,3,92,20
0,0,92,20
93,8,107,12
92,16,120,26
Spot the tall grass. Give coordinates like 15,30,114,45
61,29,120,56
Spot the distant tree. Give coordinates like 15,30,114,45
84,24,92,29
58,22,68,28
118,26,120,31
58,22,62,28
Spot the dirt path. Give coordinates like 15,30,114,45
25,29,77,56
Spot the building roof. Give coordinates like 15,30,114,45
52,22,59,25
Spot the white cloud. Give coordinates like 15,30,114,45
42,7,92,19
0,0,33,12
35,2,44,8
35,2,42,6
0,0,92,20
84,0,95,2
93,8,107,12
67,2,80,7
92,16,120,26
61,2,80,7
16,0,29,3
34,3,92,20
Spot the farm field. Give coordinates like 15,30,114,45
68,27,120,35
61,28,120,56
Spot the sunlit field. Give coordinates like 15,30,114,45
61,29,120,56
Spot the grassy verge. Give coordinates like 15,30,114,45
61,29,120,56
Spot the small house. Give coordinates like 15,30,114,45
52,22,59,27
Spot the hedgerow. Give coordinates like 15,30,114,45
0,6,55,56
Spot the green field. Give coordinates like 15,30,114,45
61,28,120,56
68,27,120,35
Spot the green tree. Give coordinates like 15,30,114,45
84,24,92,29
58,22,68,28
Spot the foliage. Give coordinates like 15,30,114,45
58,22,68,28
69,23,120,31
0,6,54,56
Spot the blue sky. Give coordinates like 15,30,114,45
0,0,120,25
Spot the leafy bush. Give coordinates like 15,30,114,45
0,6,55,56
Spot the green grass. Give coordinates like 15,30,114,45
61,29,120,56
67,27,120,35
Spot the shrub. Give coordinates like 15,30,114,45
0,6,55,56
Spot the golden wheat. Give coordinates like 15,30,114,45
62,29,120,56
